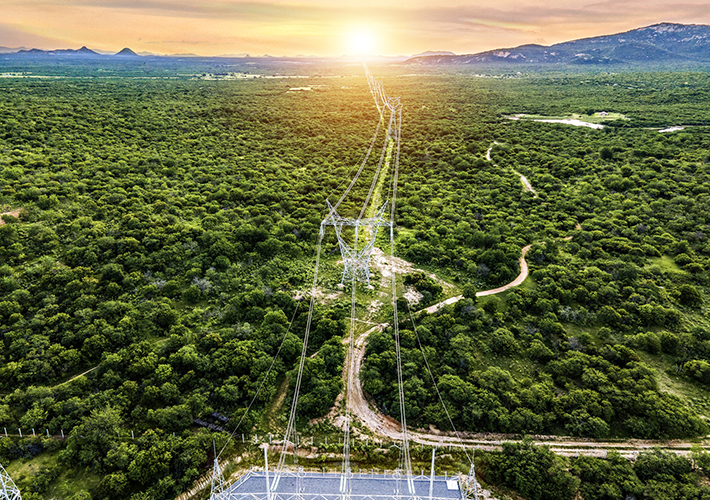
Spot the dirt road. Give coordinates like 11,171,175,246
423,244,532,314
337,144,705,458
486,142,537,196
52,366,99,388
348,242,710,458
348,317,710,458
485,142,499,161
512,169,537,196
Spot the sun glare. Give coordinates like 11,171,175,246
347,30,377,55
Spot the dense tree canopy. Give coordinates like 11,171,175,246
2,60,710,499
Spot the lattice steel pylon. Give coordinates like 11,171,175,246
210,457,226,500
323,200,391,285
0,463,21,500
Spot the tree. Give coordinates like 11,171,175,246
677,284,703,308
481,437,580,500
461,282,478,301
572,452,643,500
488,328,518,356
61,406,123,471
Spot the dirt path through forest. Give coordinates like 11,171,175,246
348,244,543,450
486,142,537,196
512,169,537,196
344,163,710,456
485,142,498,161
52,366,99,388
325,141,706,458
348,303,710,457
422,244,532,314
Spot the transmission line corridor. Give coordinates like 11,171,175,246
207,66,479,500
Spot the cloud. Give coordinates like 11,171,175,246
0,22,68,49
3,0,710,55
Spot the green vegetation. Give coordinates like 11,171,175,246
0,71,359,499
477,439,710,500
2,60,710,498
364,69,710,443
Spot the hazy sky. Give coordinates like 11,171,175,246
2,0,710,56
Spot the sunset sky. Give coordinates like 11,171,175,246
2,0,710,56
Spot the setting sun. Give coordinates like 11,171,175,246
347,30,377,55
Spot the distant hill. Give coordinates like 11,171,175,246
0,46,27,54
412,50,456,57
15,45,101,56
115,47,139,57
406,23,710,65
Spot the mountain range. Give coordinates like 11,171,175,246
405,23,710,65
3,23,710,65
7,46,139,57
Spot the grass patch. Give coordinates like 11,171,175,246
646,255,684,273
6,449,101,499
563,324,607,345
638,351,710,418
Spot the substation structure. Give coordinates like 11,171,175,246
220,470,465,500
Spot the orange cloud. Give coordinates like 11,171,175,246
1,0,710,56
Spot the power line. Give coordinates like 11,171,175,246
275,227,325,478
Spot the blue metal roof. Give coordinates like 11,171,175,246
219,471,465,500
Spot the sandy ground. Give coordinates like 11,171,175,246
294,287,342,304
532,118,604,129
0,208,21,225
370,246,416,281
403,287,423,305
659,126,685,133
512,170,537,196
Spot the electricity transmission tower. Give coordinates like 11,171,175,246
209,64,476,500
0,464,21,500
323,200,391,285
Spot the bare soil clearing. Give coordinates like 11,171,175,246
505,113,625,129
0,208,21,225
512,170,537,196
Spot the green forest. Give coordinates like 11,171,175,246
2,60,710,499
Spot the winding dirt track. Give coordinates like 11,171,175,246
346,146,710,457
351,250,710,457
423,245,532,315
487,141,537,196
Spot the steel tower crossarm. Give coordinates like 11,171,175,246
0,464,21,500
